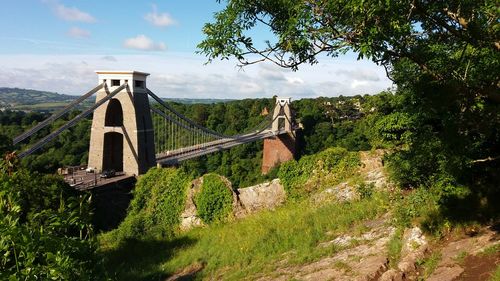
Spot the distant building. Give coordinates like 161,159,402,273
260,107,269,116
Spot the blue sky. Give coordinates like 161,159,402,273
0,0,392,99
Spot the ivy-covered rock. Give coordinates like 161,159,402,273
278,147,361,200
195,174,234,224
114,167,191,240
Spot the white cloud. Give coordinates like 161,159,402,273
67,27,90,39
123,35,166,51
0,54,393,98
286,77,304,85
145,4,176,27
335,68,380,82
258,65,286,81
0,60,95,95
44,0,96,23
351,80,369,89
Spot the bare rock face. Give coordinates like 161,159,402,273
179,178,204,231
254,218,396,281
398,227,428,273
311,182,358,204
359,150,392,190
379,269,403,281
234,179,286,218
378,226,428,280
427,266,464,281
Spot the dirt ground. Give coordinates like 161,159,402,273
424,224,499,281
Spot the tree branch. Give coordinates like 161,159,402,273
470,155,500,164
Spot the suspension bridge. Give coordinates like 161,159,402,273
14,71,296,188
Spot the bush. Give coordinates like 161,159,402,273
356,182,374,199
195,174,233,224
0,164,104,280
393,187,439,228
278,147,360,200
114,168,191,240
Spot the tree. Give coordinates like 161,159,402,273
200,0,499,161
200,0,500,218
199,0,498,101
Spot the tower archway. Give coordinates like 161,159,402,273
102,132,123,172
105,98,123,127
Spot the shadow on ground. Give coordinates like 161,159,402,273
101,236,198,281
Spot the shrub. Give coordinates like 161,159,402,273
115,167,191,240
278,147,360,200
0,164,104,280
195,174,233,224
393,187,439,228
356,182,374,199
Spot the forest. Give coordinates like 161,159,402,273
0,91,400,187
1,0,499,279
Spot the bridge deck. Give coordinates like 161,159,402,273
156,129,289,165
64,170,134,191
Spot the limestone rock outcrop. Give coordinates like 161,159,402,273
234,178,286,218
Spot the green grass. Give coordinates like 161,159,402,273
417,251,442,280
387,228,403,268
454,250,468,264
13,102,68,109
481,244,500,256
489,265,500,281
99,192,390,280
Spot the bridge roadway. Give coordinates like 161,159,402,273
63,129,288,190
155,129,288,165
64,169,134,191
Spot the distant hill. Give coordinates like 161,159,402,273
0,87,236,111
163,98,235,104
0,88,77,107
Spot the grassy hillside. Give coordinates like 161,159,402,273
0,87,76,106
100,194,389,280
0,87,233,112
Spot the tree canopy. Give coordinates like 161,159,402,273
199,0,499,101
200,0,500,219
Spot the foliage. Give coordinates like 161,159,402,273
200,0,499,97
387,228,403,268
100,192,390,280
278,147,360,200
109,168,191,241
195,174,233,224
356,182,374,199
0,109,92,173
375,112,416,145
416,252,442,280
393,187,440,229
0,162,104,280
200,0,500,225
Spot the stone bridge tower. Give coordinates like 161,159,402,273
262,97,296,174
88,71,156,176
